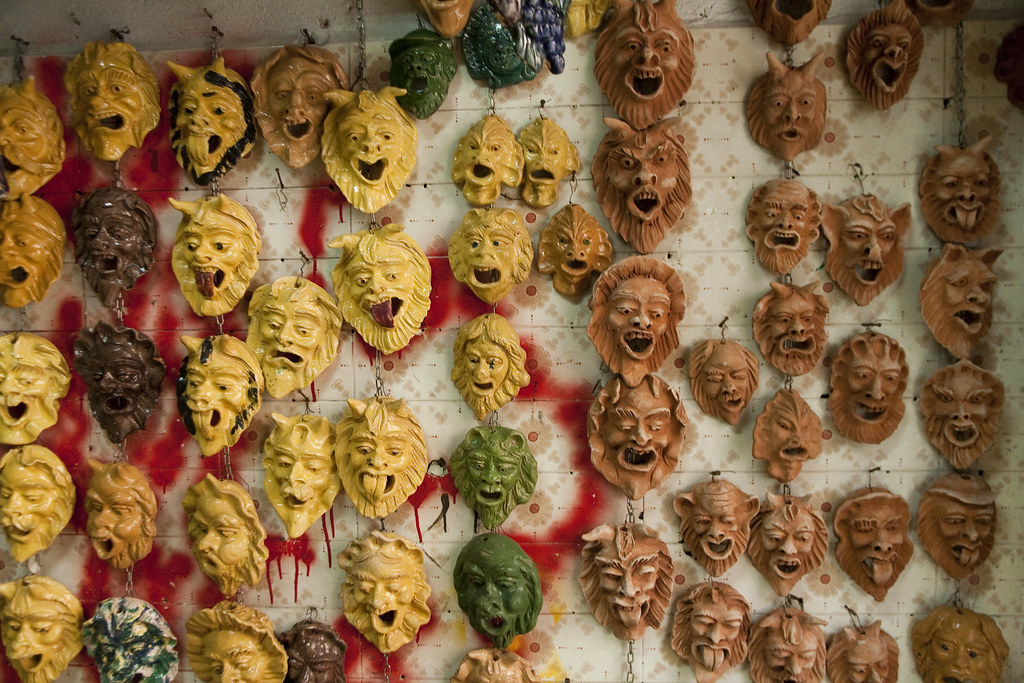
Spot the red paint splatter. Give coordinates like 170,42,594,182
298,186,348,258
321,513,333,567
423,255,491,328
266,536,317,604
405,470,460,543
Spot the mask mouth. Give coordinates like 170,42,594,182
370,297,404,328
98,256,121,275
781,337,814,354
478,489,503,502
953,308,983,332
853,401,887,422
409,76,428,94
529,168,555,182
362,472,396,500
286,120,312,139
359,158,387,182
471,163,494,181
768,229,800,249
872,61,904,91
564,259,588,272
944,421,978,446
630,190,661,220
208,409,221,427
100,113,125,130
473,381,494,393
5,403,27,422
105,394,132,412
852,259,883,283
273,350,303,365
774,0,813,20
775,558,802,576
947,202,982,230
96,537,116,556
619,447,656,470
9,267,28,284
208,135,222,154
622,330,653,357
703,538,733,559
630,70,663,98
474,268,501,285
781,127,802,141
194,269,225,298
781,445,807,459
374,609,399,632
17,653,46,672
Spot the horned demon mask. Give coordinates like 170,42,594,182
747,52,827,162
918,243,1000,360
828,331,908,444
674,478,759,576
753,281,829,376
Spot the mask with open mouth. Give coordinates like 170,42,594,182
919,243,1000,360
451,115,524,206
449,208,533,305
452,313,530,422
415,0,476,38
829,330,908,444
462,4,541,88
388,29,456,120
905,0,974,26
688,339,759,426
749,607,827,683
278,619,347,683
917,472,996,581
834,486,912,602
186,601,287,683
451,648,542,683
537,204,613,298
747,0,832,45
748,493,827,596
518,117,580,209
83,597,179,683
0,194,65,309
0,444,74,563
826,621,899,683
0,575,84,683
753,389,822,483
753,281,829,376
670,581,750,683
747,52,827,162
920,360,1003,470
745,178,822,276
674,478,759,577
919,136,1001,243
450,425,538,530
0,77,65,200
846,0,923,110
84,460,157,570
0,332,70,446
912,605,1008,683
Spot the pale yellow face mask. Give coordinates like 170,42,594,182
0,195,65,309
518,117,580,209
451,313,530,422
448,208,533,305
451,115,524,206
0,332,70,446
0,77,65,199
0,576,84,683
263,413,340,538
0,444,75,563
85,459,157,569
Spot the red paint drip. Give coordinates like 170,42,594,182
321,514,333,567
422,256,491,329
299,186,347,258
266,536,317,603
404,470,460,543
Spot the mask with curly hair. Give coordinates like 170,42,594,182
0,332,70,445
748,607,827,683
451,648,541,683
846,0,923,110
278,619,347,683
912,605,1008,683
919,136,1001,243
449,208,533,305
0,444,75,562
674,478,758,577
828,331,907,444
918,244,1000,360
747,52,826,162
186,601,286,683
450,425,537,529
0,77,65,199
451,115,524,206
920,360,1003,469
748,493,827,596
670,581,750,683
0,576,83,683
85,459,158,569
834,487,912,602
826,621,898,683
452,314,530,421
753,281,828,376
917,472,996,581
0,195,65,308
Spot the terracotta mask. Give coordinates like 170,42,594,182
749,607,827,683
82,597,179,683
334,397,428,519
0,332,70,446
846,0,923,110
674,478,759,576
567,0,614,38
833,487,912,601
415,0,475,39
183,474,269,597
912,606,1008,683
747,52,827,162
246,276,342,398
450,425,538,529
918,137,1001,243
920,360,1003,469
746,179,822,275
822,195,911,306
588,255,686,387
592,117,691,254
451,116,524,206
752,389,822,483
186,601,287,683
593,0,694,130
748,493,828,596
321,87,417,214
63,41,160,161
0,576,83,683
828,331,908,444
0,444,74,563
451,648,541,683
263,413,340,538
167,57,256,185
747,0,832,45
753,282,829,376
449,208,533,304
388,29,457,119
670,582,750,683
0,77,65,199
451,314,530,421
462,4,540,88
905,0,974,26
0,195,65,309
84,459,158,569
917,472,996,580
995,25,1024,110
278,619,347,683
919,244,1000,360
587,374,687,500
177,335,263,457
518,117,580,208
338,531,431,653
454,533,542,648
329,224,431,355
826,621,899,683
250,45,348,169
73,321,165,444
688,339,759,426
537,204,613,298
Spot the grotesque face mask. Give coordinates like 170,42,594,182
746,179,822,275
753,389,822,483
537,204,613,298
451,648,541,683
674,478,759,576
415,0,475,38
388,29,457,119
592,117,691,254
250,45,348,169
449,208,533,304
329,224,431,356
450,425,538,530
0,444,74,563
749,608,827,683
828,331,908,444
919,137,1001,243
912,606,1008,683
84,460,158,569
63,41,160,162
834,487,912,601
246,277,342,398
0,195,65,309
462,4,540,88
454,533,542,648
82,597,179,683
0,332,70,446
278,619,347,683
670,582,750,683
747,0,832,45
0,576,83,683
905,0,974,26
0,78,65,199
846,0,923,110
186,601,287,683
451,116,524,206
920,360,1003,469
826,622,899,683
748,493,828,596
518,117,580,208
321,87,417,214
566,0,614,38
917,472,996,580
747,52,827,162
338,531,431,654
263,413,340,538
451,314,530,422
688,339,759,426
919,244,1000,360
995,25,1024,110
753,282,829,376
334,397,428,519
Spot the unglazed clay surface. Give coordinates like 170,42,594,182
451,115,524,206
747,493,828,596
670,581,750,683
451,313,530,421
84,459,157,569
82,597,178,683
0,444,74,563
995,24,1024,109
0,194,66,309
518,117,580,208
415,0,475,39
920,360,1003,469
0,332,70,445
918,137,1001,243
747,0,832,45
752,281,828,376
745,178,822,275
752,389,822,482
263,413,340,538
450,648,541,683
674,478,758,576
833,486,912,602
828,330,908,444
0,78,65,199
748,607,827,683
918,243,1000,360
905,0,974,26
0,575,83,683
917,471,995,580
186,601,287,683
537,204,612,298
846,0,924,111
278,619,347,683
826,621,898,683
911,606,1008,683
449,208,533,304
688,339,758,426
462,4,540,88
450,425,538,529
747,52,826,162
388,29,456,120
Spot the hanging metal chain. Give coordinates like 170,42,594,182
374,349,386,398
354,0,369,90
223,445,233,482
113,162,124,189
125,565,135,597
114,440,128,463
215,314,225,335
844,604,864,633
954,21,966,148
625,640,635,683
384,652,392,683
11,36,28,82
488,88,496,116
625,499,635,524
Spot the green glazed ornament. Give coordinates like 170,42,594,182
463,4,540,89
388,29,457,119
83,597,179,683
450,425,538,529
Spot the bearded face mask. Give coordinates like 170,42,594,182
834,487,912,601
829,330,908,444
388,29,457,119
749,607,827,683
912,606,1008,683
415,0,475,38
753,282,829,376
746,179,822,275
84,460,157,570
451,115,524,207
674,478,759,577
451,314,530,422
537,204,613,298
827,622,898,683
278,619,347,683
919,244,1000,360
83,597,179,683
753,389,822,483
450,425,538,530
846,0,924,111
0,444,75,563
462,4,540,88
0,77,65,200
449,208,533,305
518,117,580,209
670,581,750,683
0,194,66,309
0,332,71,446
186,601,287,683
452,648,541,683
747,52,827,162
919,136,1000,243
917,472,996,581
747,0,832,45
920,361,1003,470
688,339,759,426
748,493,828,596
0,576,83,683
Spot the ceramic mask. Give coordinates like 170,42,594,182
72,186,157,309
688,339,759,426
338,530,431,653
919,244,1000,360
450,425,538,529
491,0,569,74
828,331,908,444
846,0,923,110
537,204,612,298
912,605,1008,683
82,597,179,683
451,116,524,206
834,487,912,601
518,117,580,208
167,57,257,185
917,472,996,580
753,282,829,376
451,314,531,421
334,397,428,519
63,41,160,161
454,533,542,648
329,223,431,355
593,0,694,130
566,0,613,38
592,117,691,254
388,29,456,119
749,608,827,683
920,360,1003,469
588,374,686,500
246,277,342,398
746,0,832,45
905,0,974,26
752,389,822,483
918,137,1000,243
250,45,348,169
449,208,533,304
747,52,827,162
670,582,750,683
84,459,157,569
995,25,1024,110
279,619,347,683
748,493,828,596
745,179,822,275
176,334,264,457
186,601,287,683
73,321,164,444
450,648,541,683
183,474,269,597
415,0,475,38
0,78,65,199
588,255,686,387
169,194,262,318
0,444,74,563
826,621,899,683
0,332,70,446
0,575,83,683
0,195,66,309
674,478,759,577
462,4,540,88
321,87,417,214
263,413,340,538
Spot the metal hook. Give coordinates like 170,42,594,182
718,316,729,340
538,98,547,119
867,466,881,491
11,36,29,82
275,168,288,210
844,605,866,633
109,27,130,42
569,171,578,204
301,28,316,45
709,470,721,482
784,374,793,391
848,162,870,196
784,594,804,611
783,160,799,180
297,249,312,279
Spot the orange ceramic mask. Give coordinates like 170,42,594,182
747,52,827,162
0,195,65,308
674,478,759,576
567,0,614,37
746,179,822,275
452,314,530,421
415,0,476,38
748,493,828,596
688,339,759,426
747,0,832,45
918,137,1000,243
919,244,1000,360
0,576,83,683
451,115,524,206
829,331,908,444
518,117,580,208
451,648,542,683
85,459,157,569
263,413,340,538
917,472,995,581
834,487,912,601
0,332,70,446
912,606,1008,683
905,0,974,26
753,282,829,376
0,444,74,563
186,601,287,683
826,622,899,683
846,0,923,111
449,208,533,305
0,78,65,200
670,582,750,683
752,389,822,483
920,360,1003,470
749,608,827,683
537,204,613,298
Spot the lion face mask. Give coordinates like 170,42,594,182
917,472,995,580
388,29,457,120
449,208,533,305
920,360,1003,469
829,331,908,444
747,52,827,162
450,425,538,530
688,339,759,426
537,204,613,298
0,576,83,683
748,493,828,596
834,486,912,601
0,332,71,446
674,478,759,577
518,117,580,209
84,460,157,570
83,597,179,683
451,115,524,206
0,444,74,563
749,607,827,683
451,648,541,683
919,244,1000,360
278,619,347,683
912,606,1008,683
826,622,898,683
753,281,829,376
746,0,832,45
0,195,66,308
0,77,65,199
846,0,923,110
753,389,822,483
670,581,750,683
186,601,286,683
746,179,822,275
919,136,1001,243
451,313,530,422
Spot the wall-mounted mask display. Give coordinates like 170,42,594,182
449,208,533,304
566,0,614,38
451,648,541,683
826,621,898,683
186,601,287,683
82,597,178,683
748,493,828,596
278,619,347,683
846,0,923,111
518,117,580,208
747,0,832,45
752,282,829,376
747,52,827,162
388,29,456,120
688,339,758,426
537,204,613,298
746,179,822,275
0,77,65,199
84,459,157,570
452,314,530,422
450,425,538,529
670,581,750,683
0,194,65,309
920,360,1003,469
0,332,70,446
674,478,759,576
919,244,1000,360
263,413,340,538
918,137,1001,243
451,115,524,206
834,486,912,602
995,24,1024,110
752,389,822,483
749,607,827,683
0,575,83,683
0,444,74,563
828,331,908,444
415,0,475,39
912,606,1008,683
462,4,540,88
905,0,974,26
917,472,995,580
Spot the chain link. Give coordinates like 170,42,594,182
215,314,225,335
114,293,126,325
954,21,966,148
384,652,392,683
625,499,635,524
374,349,386,397
355,0,369,89
125,565,134,597
223,444,233,481
113,162,123,190
114,440,128,463
625,640,635,683
11,36,28,82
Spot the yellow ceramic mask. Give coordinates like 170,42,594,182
518,117,580,208
567,0,614,37
0,444,75,563
0,332,70,446
0,576,83,683
0,77,65,200
451,313,530,421
451,115,524,206
186,601,287,683
0,195,65,308
84,459,157,570
449,208,533,305
263,413,340,538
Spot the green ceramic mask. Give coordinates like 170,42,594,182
463,4,540,89
82,597,179,683
388,29,456,119
450,426,538,529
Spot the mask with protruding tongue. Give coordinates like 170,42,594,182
370,297,403,328
194,269,222,298
363,471,396,502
